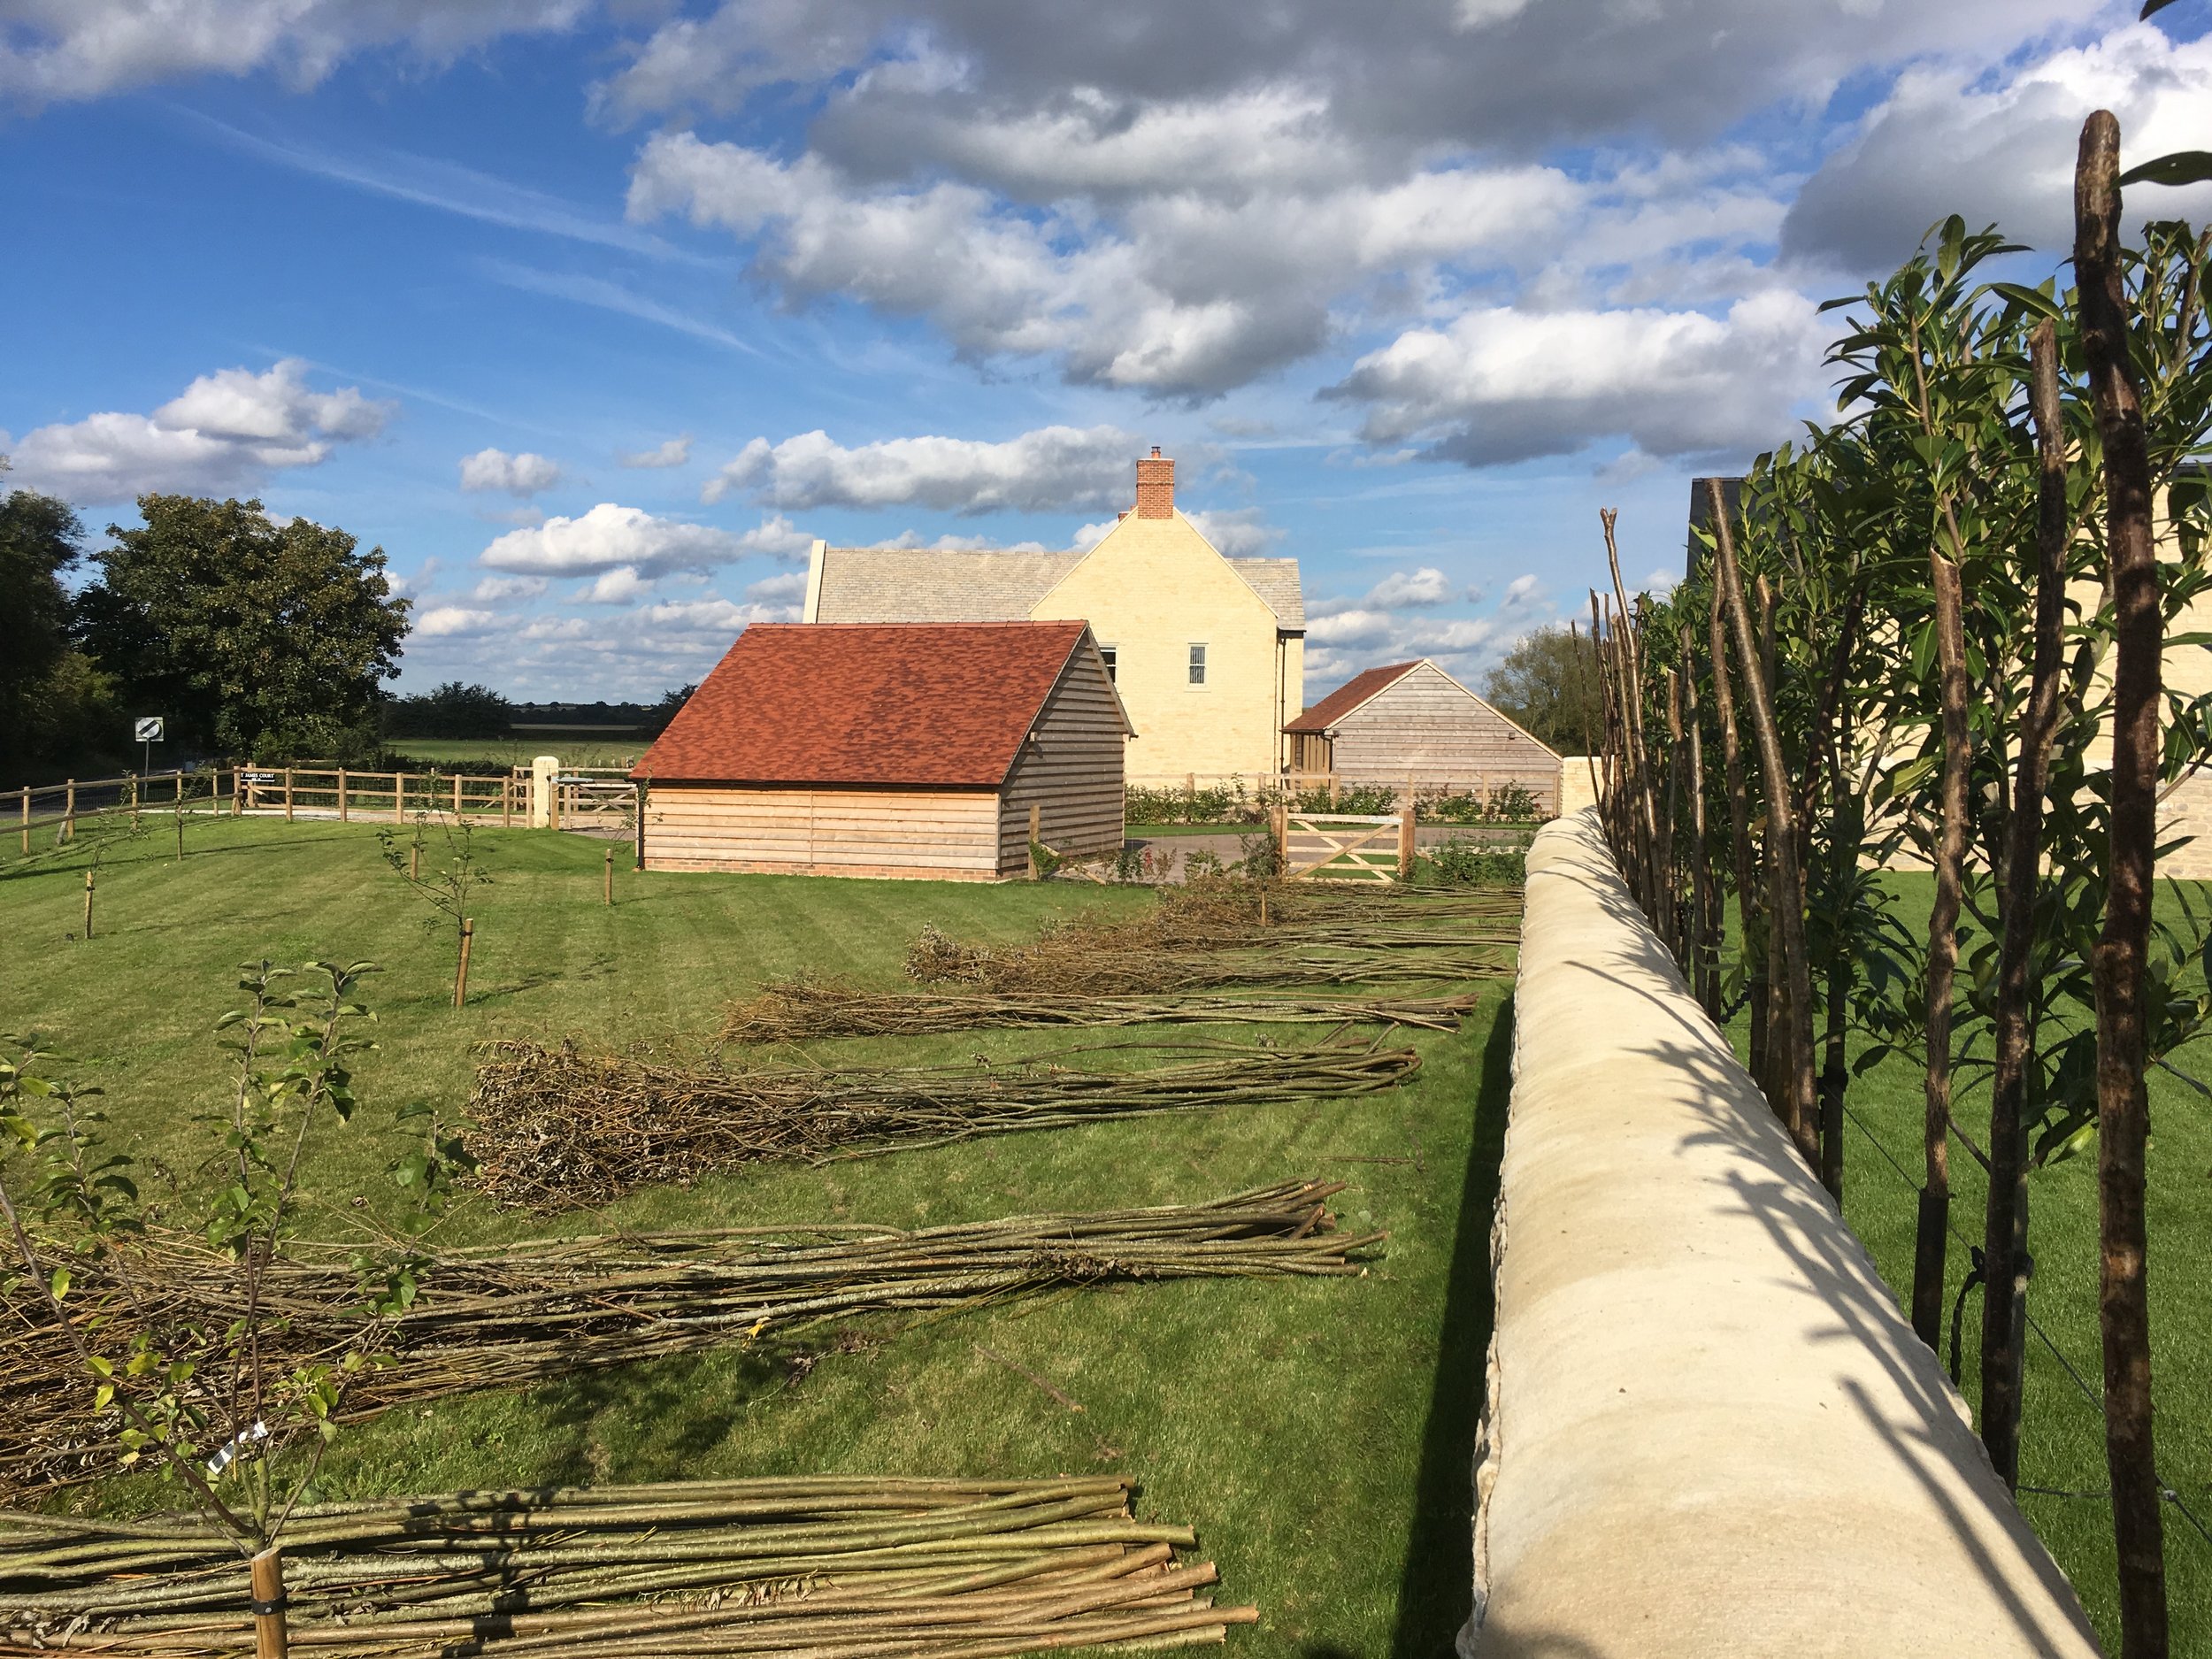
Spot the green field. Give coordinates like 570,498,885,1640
0,818,1504,1658
1729,875,2212,1654
384,739,644,770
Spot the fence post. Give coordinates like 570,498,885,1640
1398,805,1416,882
284,767,295,823
19,787,28,855
130,772,140,829
338,769,349,822
453,774,463,819
394,772,404,824
530,757,558,829
1272,802,1288,873
502,776,512,829
232,767,242,816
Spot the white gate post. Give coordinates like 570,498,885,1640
530,756,559,829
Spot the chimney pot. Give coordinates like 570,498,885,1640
1134,448,1174,518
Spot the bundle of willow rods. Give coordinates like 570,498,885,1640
901,927,1508,996
466,1041,1417,1210
0,1476,1251,1658
3,1185,1377,1498
721,979,1482,1044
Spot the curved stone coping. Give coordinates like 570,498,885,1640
1465,808,2099,1658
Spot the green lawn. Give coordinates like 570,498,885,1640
0,816,1505,1659
1734,874,2212,1655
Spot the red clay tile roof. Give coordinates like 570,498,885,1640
632,621,1100,787
1284,661,1420,733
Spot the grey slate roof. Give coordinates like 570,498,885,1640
813,548,1085,623
1228,557,1304,628
814,542,1305,629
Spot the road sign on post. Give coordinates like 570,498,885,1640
134,717,165,779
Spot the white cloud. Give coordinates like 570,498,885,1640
0,0,590,106
480,503,807,576
417,606,499,637
1183,507,1281,557
704,424,1139,512
584,566,655,603
459,447,564,495
618,434,693,468
1365,567,1452,608
472,574,548,600
1325,289,1826,466
1307,608,1399,647
625,130,1582,395
6,358,392,503
746,570,809,603
1500,574,1543,610
1785,25,2212,271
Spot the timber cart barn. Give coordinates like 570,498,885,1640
630,621,1132,879
1284,657,1562,810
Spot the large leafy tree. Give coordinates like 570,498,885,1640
78,495,410,762
0,482,122,781
1481,623,1601,751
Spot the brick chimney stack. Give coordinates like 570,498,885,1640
1134,445,1174,518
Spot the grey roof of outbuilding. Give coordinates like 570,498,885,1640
813,544,1305,629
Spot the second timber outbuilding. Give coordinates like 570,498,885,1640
1285,657,1561,810
632,621,1130,879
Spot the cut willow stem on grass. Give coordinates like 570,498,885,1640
465,1041,1420,1210
721,981,1482,1044
1977,321,2070,1454
0,1477,1252,1659
1708,479,1819,1172
3,1183,1377,1499
2078,107,2170,1659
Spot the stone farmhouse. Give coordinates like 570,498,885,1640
802,449,1304,784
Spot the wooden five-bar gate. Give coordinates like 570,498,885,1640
1271,807,1417,883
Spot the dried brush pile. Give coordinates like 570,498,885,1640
465,1042,1417,1210
0,1476,1251,1659
901,926,1508,996
722,979,1482,1044
1,1185,1379,1499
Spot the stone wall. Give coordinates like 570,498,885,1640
1466,808,2101,1658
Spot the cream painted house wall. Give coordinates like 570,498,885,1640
1029,511,1300,782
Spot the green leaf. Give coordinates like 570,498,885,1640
1986,281,2065,322
2118,150,2212,188
48,1267,71,1302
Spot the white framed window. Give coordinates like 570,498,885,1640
1099,643,1118,682
1187,642,1208,687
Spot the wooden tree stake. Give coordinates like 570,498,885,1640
1707,479,1821,1172
455,918,475,1010
82,871,94,941
604,843,615,906
250,1546,288,1659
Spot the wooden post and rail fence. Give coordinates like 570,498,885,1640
7,763,643,857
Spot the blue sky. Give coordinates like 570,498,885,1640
5,0,2209,701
